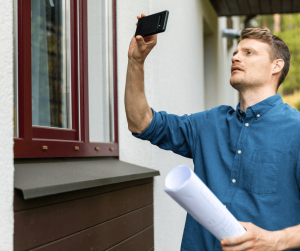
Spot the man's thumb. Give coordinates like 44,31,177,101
136,35,145,47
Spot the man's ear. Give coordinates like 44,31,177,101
272,59,285,75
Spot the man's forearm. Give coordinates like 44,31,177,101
125,59,152,134
277,224,300,250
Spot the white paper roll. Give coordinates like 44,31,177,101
164,165,246,241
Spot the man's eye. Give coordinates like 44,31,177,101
246,51,253,55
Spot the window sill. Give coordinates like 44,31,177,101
14,157,160,200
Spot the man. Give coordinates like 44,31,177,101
125,13,300,251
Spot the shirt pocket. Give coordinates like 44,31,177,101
240,149,282,195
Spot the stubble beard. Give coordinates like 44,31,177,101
230,75,261,93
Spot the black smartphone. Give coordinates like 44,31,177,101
135,10,169,37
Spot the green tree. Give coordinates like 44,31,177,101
275,14,300,95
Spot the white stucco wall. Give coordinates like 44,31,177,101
0,0,14,250
117,0,238,250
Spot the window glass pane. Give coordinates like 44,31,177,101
88,0,114,143
31,0,71,128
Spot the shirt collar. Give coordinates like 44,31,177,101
236,94,283,120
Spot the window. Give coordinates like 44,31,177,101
14,0,118,158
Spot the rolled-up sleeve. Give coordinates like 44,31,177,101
133,108,206,158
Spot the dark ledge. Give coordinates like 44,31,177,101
14,157,160,200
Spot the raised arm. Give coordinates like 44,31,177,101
125,13,157,134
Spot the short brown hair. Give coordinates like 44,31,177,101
241,28,291,89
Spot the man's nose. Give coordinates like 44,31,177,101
232,53,241,64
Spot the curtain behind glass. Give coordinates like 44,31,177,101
88,0,112,142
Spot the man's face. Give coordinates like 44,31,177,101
230,38,273,92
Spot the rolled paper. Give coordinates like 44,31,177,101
164,165,246,241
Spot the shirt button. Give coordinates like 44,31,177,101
238,150,241,154
245,123,249,126
257,114,260,117
239,111,243,114
232,179,236,183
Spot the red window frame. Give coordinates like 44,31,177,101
14,0,119,158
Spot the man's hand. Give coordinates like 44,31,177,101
128,13,157,65
220,222,284,251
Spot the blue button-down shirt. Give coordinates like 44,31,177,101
133,94,300,251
